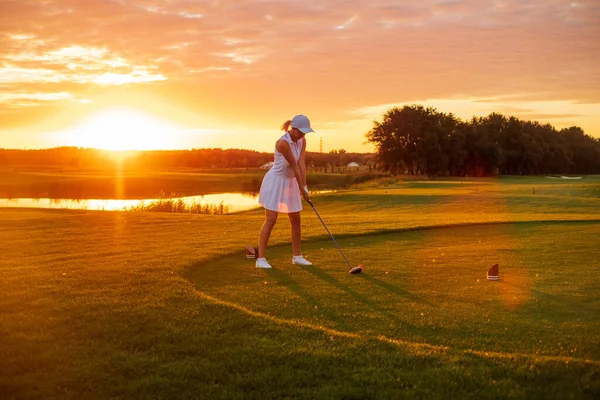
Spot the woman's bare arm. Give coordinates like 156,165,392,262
299,138,307,189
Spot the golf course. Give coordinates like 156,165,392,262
1,173,599,399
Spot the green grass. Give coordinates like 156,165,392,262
1,176,599,399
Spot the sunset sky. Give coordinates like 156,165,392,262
1,0,599,153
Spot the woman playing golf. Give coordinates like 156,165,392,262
255,115,314,269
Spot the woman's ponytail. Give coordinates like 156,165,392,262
281,120,292,132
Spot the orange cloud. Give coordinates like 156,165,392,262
0,0,598,151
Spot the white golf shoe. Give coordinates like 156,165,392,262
292,255,312,266
255,257,272,269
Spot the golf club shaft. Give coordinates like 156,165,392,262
308,201,353,269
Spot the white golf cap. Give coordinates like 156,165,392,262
290,114,314,134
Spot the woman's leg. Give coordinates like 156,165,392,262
288,211,302,256
258,209,278,258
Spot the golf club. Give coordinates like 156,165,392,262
308,200,362,274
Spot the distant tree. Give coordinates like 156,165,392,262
366,105,434,175
366,104,600,177
444,118,468,176
560,126,600,174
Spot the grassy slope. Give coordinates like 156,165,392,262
0,168,372,198
1,176,599,399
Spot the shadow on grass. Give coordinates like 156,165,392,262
359,273,433,307
264,268,320,310
264,268,354,329
299,264,417,330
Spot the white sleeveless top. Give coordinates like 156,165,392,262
258,133,304,213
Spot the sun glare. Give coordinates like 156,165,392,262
59,108,186,150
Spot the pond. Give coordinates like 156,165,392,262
0,192,261,213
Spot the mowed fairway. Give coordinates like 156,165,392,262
1,176,599,399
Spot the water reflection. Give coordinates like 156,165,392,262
1,193,261,213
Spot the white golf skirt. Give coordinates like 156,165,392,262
258,170,302,213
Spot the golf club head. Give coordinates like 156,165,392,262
349,265,363,274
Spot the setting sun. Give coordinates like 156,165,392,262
56,108,186,150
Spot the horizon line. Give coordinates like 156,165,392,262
0,146,375,154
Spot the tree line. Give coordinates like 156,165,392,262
0,147,373,171
366,105,600,176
